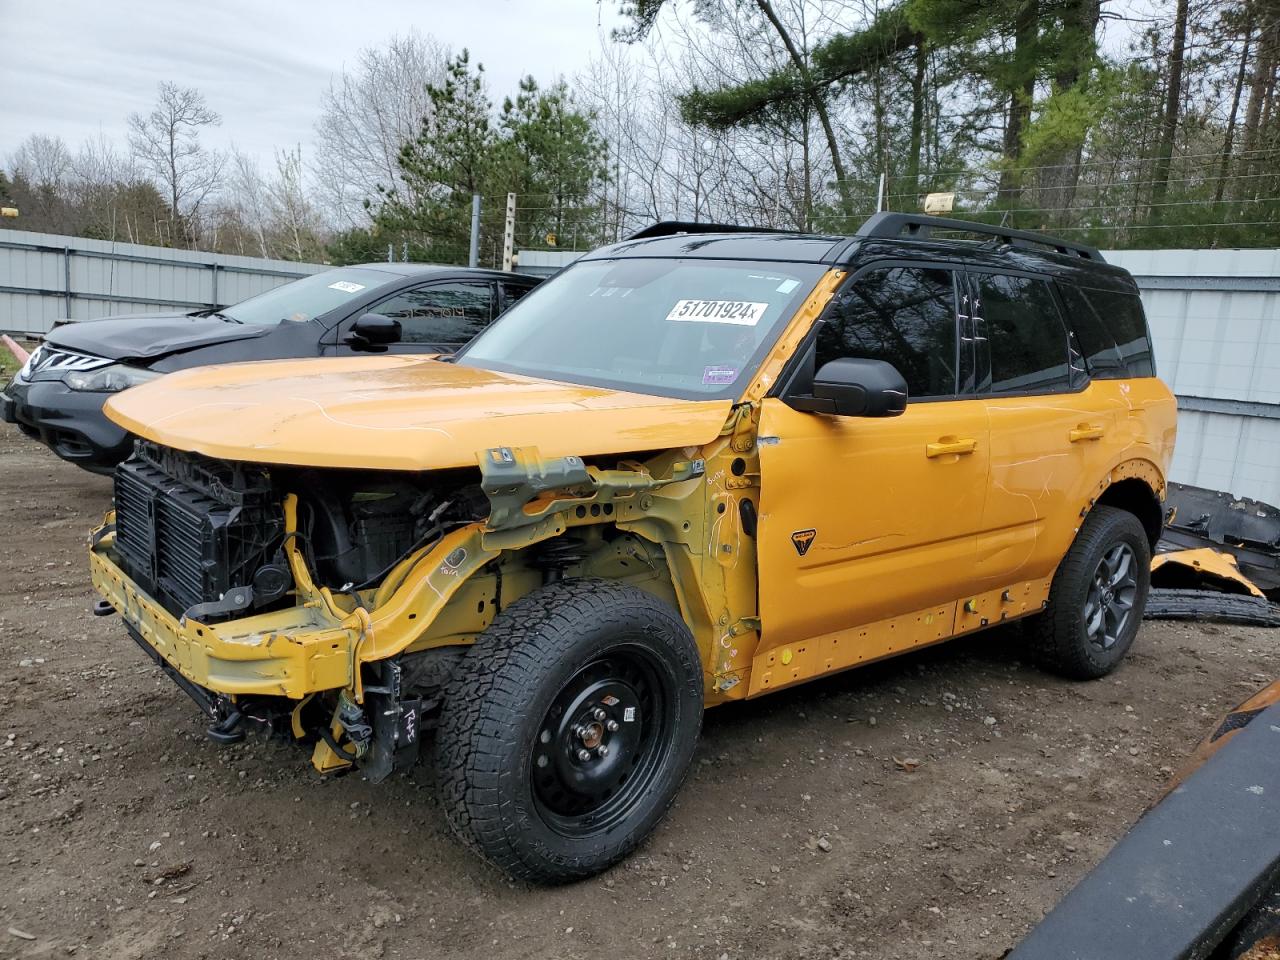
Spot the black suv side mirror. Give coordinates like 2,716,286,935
786,358,908,417
345,313,402,350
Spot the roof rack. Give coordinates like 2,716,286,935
856,212,1104,262
625,220,802,241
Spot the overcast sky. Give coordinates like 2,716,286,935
1,0,625,167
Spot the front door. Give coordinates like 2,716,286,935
757,263,990,652
329,280,498,355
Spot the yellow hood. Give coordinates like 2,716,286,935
104,356,733,471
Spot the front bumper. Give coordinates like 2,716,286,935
2,377,133,472
90,532,358,700
91,507,499,703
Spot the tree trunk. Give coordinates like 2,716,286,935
907,41,927,199
1034,0,1101,223
1150,0,1190,209
1215,12,1254,205
1241,13,1279,199
751,0,854,214
998,0,1039,202
801,108,813,229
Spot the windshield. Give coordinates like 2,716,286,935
456,258,827,399
219,267,393,325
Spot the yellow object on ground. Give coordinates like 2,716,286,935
1151,547,1266,598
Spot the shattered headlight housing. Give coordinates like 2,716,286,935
63,363,161,393
14,344,44,381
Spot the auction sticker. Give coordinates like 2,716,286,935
327,281,366,293
665,299,768,326
702,365,739,385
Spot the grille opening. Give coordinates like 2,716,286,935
112,442,286,619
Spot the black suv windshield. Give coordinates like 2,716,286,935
219,267,393,325
456,258,826,399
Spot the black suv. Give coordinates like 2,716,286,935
1,264,540,473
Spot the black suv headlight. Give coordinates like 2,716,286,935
14,344,44,382
63,363,161,393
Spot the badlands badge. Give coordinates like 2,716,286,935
791,529,817,557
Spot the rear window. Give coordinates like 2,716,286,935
1059,283,1155,378
974,272,1072,394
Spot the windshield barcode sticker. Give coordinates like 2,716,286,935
327,281,366,293
665,299,768,326
702,365,739,385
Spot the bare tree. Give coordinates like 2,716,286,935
267,146,324,261
71,133,137,190
227,148,273,257
127,81,226,243
313,31,451,226
7,133,73,191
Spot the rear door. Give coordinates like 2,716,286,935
970,269,1118,588
756,262,990,649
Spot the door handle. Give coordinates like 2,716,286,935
925,437,978,458
1069,423,1106,442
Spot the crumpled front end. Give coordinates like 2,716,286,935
89,434,725,779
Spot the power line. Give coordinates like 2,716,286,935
827,147,1280,182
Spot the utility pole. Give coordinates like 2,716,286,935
501,193,516,273
468,194,481,268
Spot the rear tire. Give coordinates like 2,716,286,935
434,578,704,883
1030,505,1151,680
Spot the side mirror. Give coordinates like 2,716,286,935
787,358,908,417
345,313,401,350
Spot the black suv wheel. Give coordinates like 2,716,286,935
435,578,704,883
1030,505,1152,680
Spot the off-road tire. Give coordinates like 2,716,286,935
434,578,704,883
1030,505,1152,680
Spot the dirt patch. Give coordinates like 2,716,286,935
1,420,1277,960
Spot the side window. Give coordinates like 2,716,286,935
974,273,1072,394
817,266,958,399
500,281,536,314
1056,282,1127,378
1076,285,1155,377
369,282,496,345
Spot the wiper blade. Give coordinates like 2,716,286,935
212,312,243,324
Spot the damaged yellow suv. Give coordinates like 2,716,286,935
90,214,1176,882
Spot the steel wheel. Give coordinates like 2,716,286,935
1084,542,1138,650
530,646,674,839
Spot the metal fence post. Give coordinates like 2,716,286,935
210,263,219,306
468,194,481,268
63,246,72,317
502,193,516,272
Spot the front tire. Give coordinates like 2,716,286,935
435,578,704,883
1031,505,1151,680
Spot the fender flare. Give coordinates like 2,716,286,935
1081,457,1167,548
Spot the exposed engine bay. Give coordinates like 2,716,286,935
111,441,487,623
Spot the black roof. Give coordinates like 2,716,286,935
351,263,538,281
585,232,854,264
587,214,1127,284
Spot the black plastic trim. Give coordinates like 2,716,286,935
626,220,802,240
857,212,1104,261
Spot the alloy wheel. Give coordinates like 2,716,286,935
1083,542,1138,650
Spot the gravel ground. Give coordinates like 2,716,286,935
2,419,1277,960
